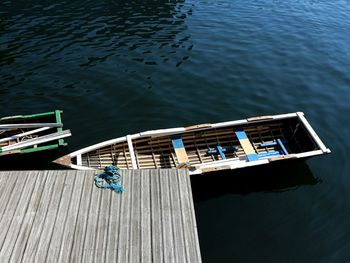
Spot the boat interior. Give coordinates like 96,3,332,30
0,115,56,147
78,116,320,170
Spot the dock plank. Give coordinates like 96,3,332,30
94,175,111,263
160,169,175,263
130,169,141,263
169,170,187,263
57,171,86,262
140,170,152,263
116,169,132,263
9,171,50,263
0,171,17,228
178,169,202,262
81,175,103,263
46,170,76,262
151,169,163,263
0,169,201,263
33,170,68,263
106,171,123,263
0,171,38,262
69,170,94,263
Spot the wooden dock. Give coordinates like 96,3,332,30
0,169,201,263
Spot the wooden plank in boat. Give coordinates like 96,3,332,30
247,116,273,122
235,129,258,161
268,154,297,162
236,133,255,155
144,125,281,145
172,136,189,165
185,123,212,131
201,165,232,173
135,131,283,153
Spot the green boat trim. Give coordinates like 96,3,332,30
0,111,58,123
54,110,66,146
20,144,60,154
0,110,69,155
0,144,60,156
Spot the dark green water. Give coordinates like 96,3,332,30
1,0,350,262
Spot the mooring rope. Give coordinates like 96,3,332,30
94,165,124,193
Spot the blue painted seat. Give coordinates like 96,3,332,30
235,129,288,161
207,146,238,160
235,129,259,161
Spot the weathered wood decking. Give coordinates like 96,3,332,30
0,169,201,263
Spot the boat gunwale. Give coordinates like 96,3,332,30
190,149,326,175
66,112,331,172
69,112,300,158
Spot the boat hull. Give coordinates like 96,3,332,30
54,112,330,175
0,110,70,157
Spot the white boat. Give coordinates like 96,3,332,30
0,110,71,156
54,112,330,175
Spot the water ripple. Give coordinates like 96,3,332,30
0,0,193,89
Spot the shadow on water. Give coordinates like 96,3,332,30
0,148,70,170
191,160,320,202
192,161,327,263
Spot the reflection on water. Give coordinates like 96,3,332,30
0,147,68,170
191,161,319,202
0,0,193,90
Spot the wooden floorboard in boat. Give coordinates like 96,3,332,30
0,170,201,263
78,122,289,169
